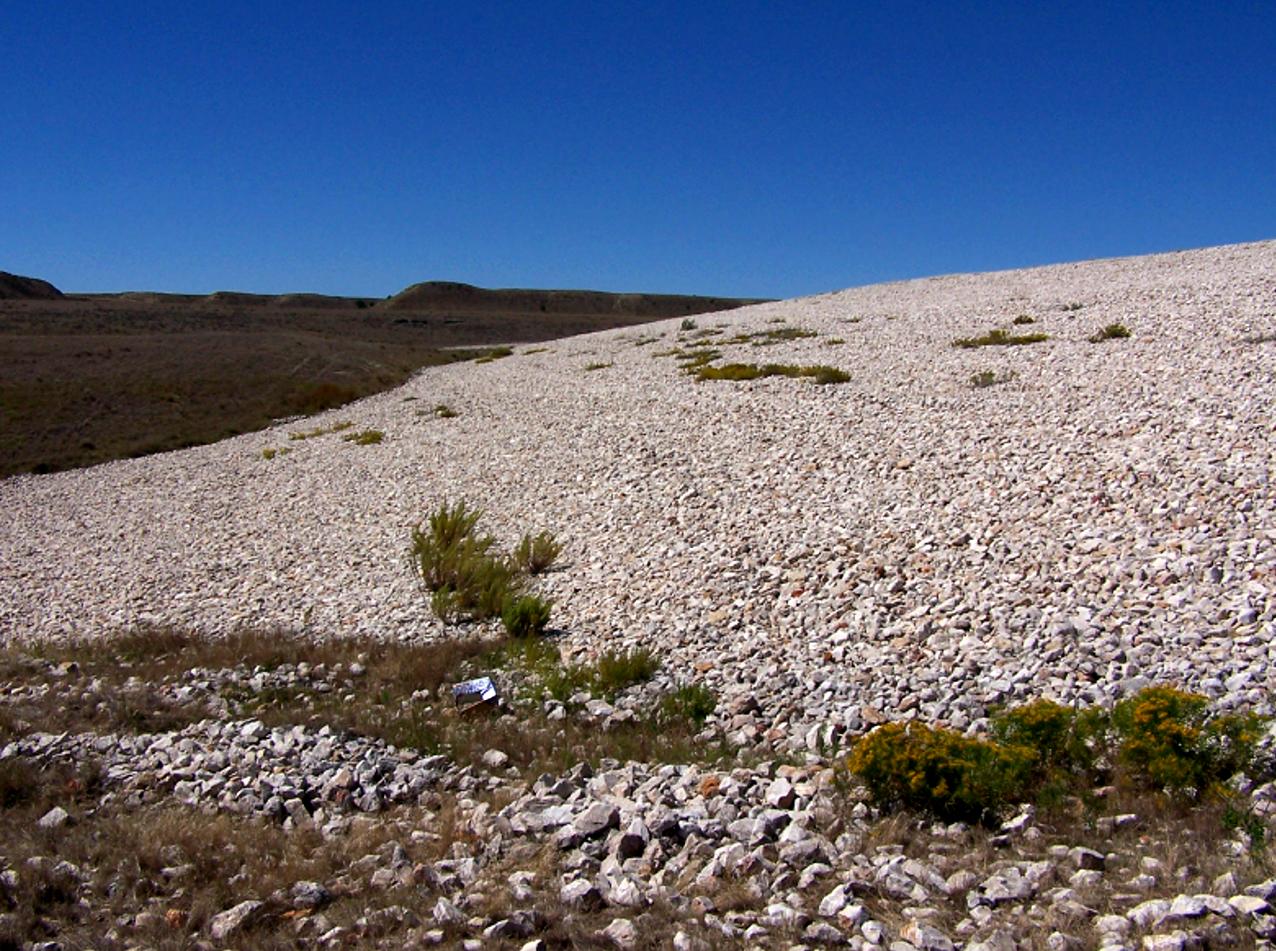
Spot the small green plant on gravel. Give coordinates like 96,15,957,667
1063,301,1084,312
824,337,846,346
260,446,292,460
953,328,1050,349
342,429,384,445
660,683,717,727
500,594,552,639
680,317,698,331
1089,322,1132,342
1012,314,1036,325
433,403,458,418
583,361,613,371
847,721,1033,824
522,346,550,355
969,370,999,388
512,530,561,575
593,647,659,696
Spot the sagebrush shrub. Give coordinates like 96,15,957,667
513,531,561,575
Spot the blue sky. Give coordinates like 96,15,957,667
3,2,1273,299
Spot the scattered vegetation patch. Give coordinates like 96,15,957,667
289,420,354,441
969,369,1013,388
1089,322,1132,342
473,345,514,363
260,446,292,460
823,337,846,346
953,328,1050,349
849,686,1270,826
583,361,613,371
432,403,458,418
341,429,384,445
521,346,550,355
695,362,850,385
1012,314,1036,325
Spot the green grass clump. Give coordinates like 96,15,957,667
660,684,717,727
583,362,613,371
592,648,659,696
512,530,561,575
953,329,1050,349
474,346,514,363
260,447,292,460
433,404,459,418
1089,322,1131,342
680,318,698,331
501,594,553,639
342,429,383,445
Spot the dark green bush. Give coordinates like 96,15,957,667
593,648,659,695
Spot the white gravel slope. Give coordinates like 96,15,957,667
3,240,1274,741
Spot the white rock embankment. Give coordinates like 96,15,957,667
2,240,1274,744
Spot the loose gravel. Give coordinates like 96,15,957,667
2,240,1275,751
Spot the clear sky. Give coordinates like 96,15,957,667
3,2,1274,299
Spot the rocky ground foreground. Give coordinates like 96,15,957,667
1,240,1275,948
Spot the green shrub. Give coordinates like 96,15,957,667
474,346,514,364
1089,323,1131,342
847,721,1033,823
970,370,998,388
593,648,659,695
433,404,459,418
584,362,613,371
1111,686,1263,795
342,429,384,445
680,318,698,331
513,531,561,575
990,699,1105,779
1012,314,1036,325
660,684,717,727
501,595,553,639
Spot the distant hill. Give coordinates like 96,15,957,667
384,281,769,316
0,271,63,300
